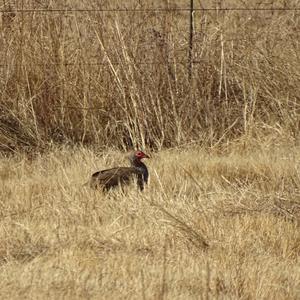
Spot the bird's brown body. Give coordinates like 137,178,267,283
89,151,150,191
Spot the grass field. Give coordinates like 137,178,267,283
0,0,300,298
0,143,299,299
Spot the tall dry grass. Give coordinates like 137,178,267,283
0,0,299,152
0,145,299,299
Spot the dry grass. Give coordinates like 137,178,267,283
0,1,300,298
0,144,299,299
0,0,299,150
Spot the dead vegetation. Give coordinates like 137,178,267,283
0,0,299,151
0,1,300,299
0,145,299,299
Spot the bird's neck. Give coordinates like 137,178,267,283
130,158,146,169
130,158,149,182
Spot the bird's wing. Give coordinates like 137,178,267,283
91,167,142,188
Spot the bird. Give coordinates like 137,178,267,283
89,150,150,191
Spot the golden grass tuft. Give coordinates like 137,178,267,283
0,145,299,299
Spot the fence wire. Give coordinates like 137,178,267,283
0,7,300,13
0,5,299,69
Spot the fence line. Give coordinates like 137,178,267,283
0,8,300,13
1,4,299,76
0,61,203,68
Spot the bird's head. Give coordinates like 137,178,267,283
134,150,150,160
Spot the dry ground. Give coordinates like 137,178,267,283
0,144,300,299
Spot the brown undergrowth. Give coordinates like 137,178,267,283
0,0,299,151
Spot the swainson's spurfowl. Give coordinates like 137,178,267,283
89,150,150,191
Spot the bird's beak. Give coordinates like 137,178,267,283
143,153,150,159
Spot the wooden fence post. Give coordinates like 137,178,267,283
188,0,194,81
